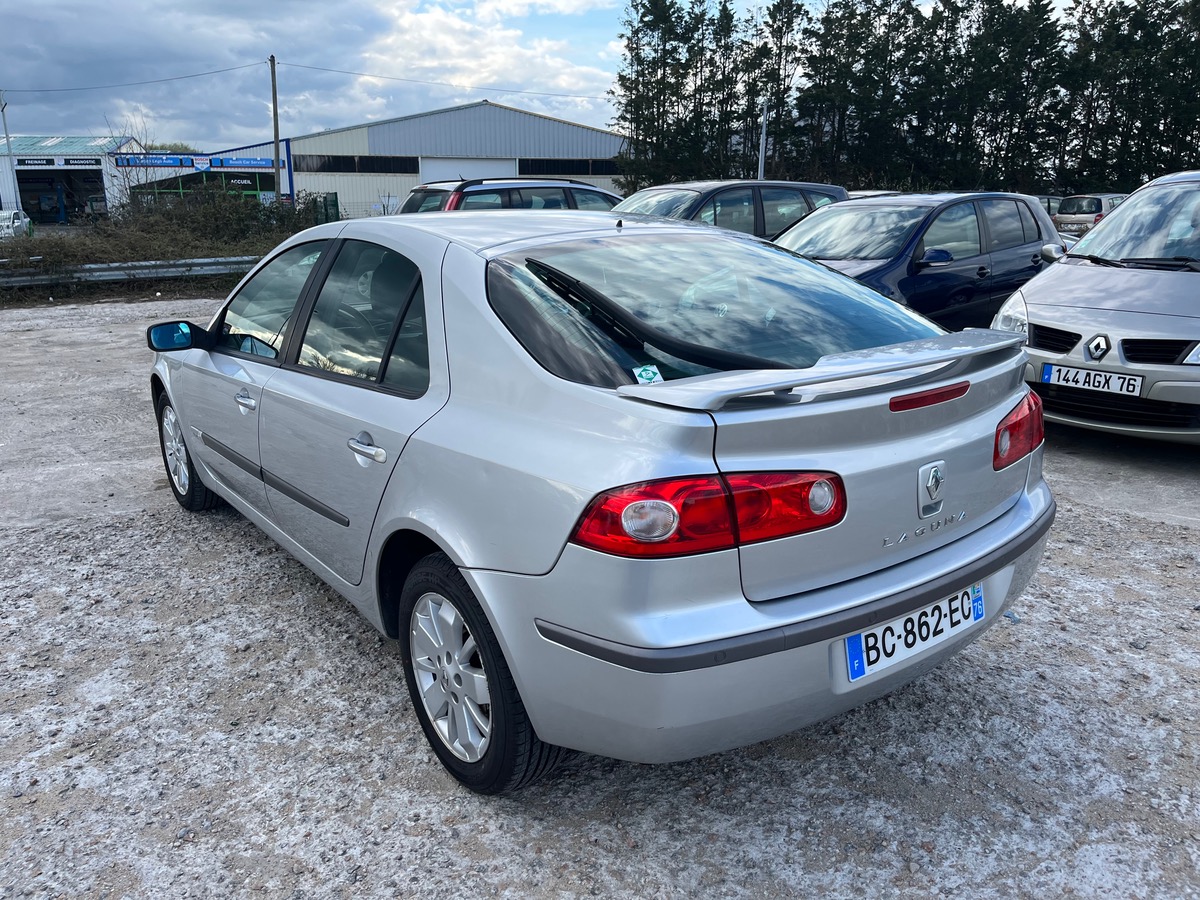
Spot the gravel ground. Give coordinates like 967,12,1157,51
1,297,1198,899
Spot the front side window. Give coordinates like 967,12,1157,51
697,188,755,234
980,199,1027,251
217,241,328,359
487,233,940,387
297,241,422,383
921,203,982,259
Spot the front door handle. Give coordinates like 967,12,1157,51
348,437,387,464
234,390,257,411
976,266,990,278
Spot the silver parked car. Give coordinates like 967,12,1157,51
1052,192,1125,235
147,211,1055,793
993,170,1200,444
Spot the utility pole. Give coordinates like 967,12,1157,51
269,56,281,203
756,95,768,180
0,91,22,212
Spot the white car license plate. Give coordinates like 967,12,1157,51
1040,364,1142,395
845,583,984,682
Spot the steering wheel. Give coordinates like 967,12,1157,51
335,304,378,342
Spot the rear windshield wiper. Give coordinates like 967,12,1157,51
1118,256,1200,272
1065,252,1125,267
524,257,785,373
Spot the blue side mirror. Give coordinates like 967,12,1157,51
147,321,195,351
916,248,954,268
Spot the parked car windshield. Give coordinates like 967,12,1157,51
487,232,940,387
1071,181,1200,264
774,203,928,260
612,188,701,218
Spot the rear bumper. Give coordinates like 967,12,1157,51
466,484,1054,764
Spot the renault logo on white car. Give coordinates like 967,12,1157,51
919,460,946,519
1086,334,1111,361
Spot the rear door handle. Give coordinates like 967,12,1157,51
976,266,990,278
234,390,257,411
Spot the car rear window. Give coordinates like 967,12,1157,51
487,233,940,388
1059,196,1102,215
400,191,449,213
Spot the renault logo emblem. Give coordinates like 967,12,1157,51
1086,334,1111,361
926,466,945,501
918,460,946,519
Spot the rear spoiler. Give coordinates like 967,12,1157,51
616,330,1026,411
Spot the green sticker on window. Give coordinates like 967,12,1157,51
633,365,663,384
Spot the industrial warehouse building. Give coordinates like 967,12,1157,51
1,101,626,222
127,101,626,218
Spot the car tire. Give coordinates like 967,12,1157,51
156,393,217,512
399,552,569,794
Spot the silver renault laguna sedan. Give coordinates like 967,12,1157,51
147,211,1055,793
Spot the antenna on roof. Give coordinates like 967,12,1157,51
616,218,623,229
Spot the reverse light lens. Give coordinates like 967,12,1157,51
621,500,679,542
571,472,846,558
991,291,1029,335
994,391,1045,470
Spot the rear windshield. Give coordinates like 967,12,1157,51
487,233,940,388
774,203,928,260
400,190,449,213
612,188,701,218
1058,196,1102,215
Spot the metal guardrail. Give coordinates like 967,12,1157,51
0,256,259,288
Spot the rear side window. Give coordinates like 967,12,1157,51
697,187,755,234
487,234,940,387
1017,201,1041,243
761,187,809,236
515,188,569,210
980,200,1027,251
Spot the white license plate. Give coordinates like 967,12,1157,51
845,584,984,682
1040,364,1142,395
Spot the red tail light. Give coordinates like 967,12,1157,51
994,391,1044,470
445,192,464,211
890,381,970,412
1094,213,1105,224
571,472,846,558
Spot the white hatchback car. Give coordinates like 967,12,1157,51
148,211,1055,793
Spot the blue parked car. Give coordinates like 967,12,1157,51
774,192,1066,329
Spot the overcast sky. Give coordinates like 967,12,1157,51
1,0,625,151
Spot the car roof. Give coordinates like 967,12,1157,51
632,179,843,193
1144,170,1200,187
839,191,1041,208
412,177,612,192
1061,192,1126,199
314,209,703,256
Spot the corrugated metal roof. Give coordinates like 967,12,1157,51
0,135,136,155
279,101,623,158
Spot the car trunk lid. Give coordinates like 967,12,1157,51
619,332,1033,604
